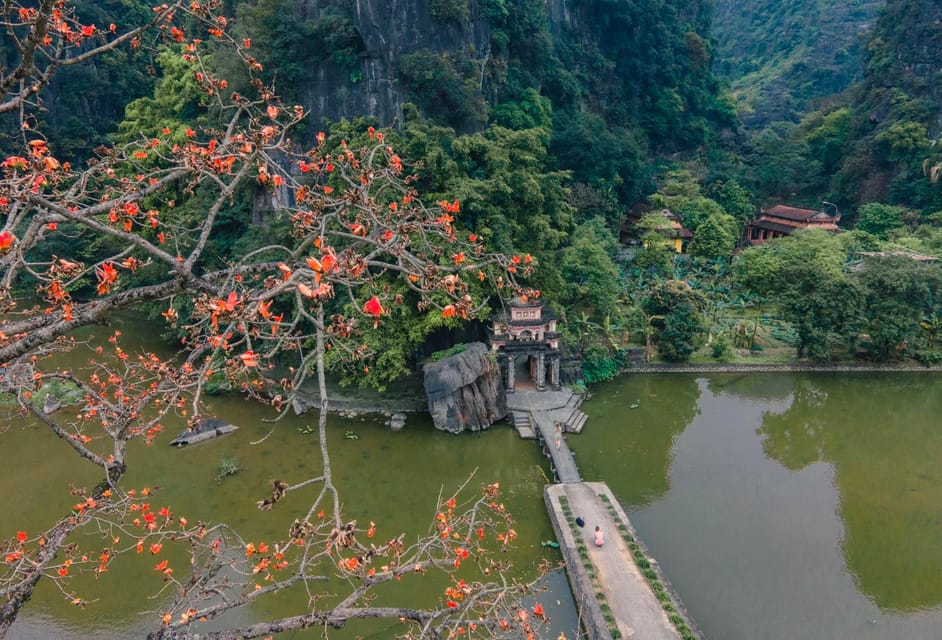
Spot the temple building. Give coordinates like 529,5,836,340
744,204,841,245
490,297,561,392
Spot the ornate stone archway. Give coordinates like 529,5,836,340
490,297,561,392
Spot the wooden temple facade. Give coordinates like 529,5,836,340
490,298,561,392
745,204,841,245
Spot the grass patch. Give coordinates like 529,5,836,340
428,343,468,363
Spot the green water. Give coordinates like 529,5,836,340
2,316,579,639
573,373,942,640
12,317,942,640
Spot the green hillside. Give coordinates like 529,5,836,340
713,0,883,125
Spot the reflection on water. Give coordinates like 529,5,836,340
574,374,942,640
758,375,942,612
571,375,701,506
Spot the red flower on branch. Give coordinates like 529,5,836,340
0,230,15,251
238,351,259,368
363,296,384,318
96,262,118,294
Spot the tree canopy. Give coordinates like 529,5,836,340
0,4,546,637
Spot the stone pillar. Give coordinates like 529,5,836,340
536,352,546,391
506,356,515,392
551,356,560,390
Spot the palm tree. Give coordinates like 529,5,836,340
920,312,942,347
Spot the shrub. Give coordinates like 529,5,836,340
216,457,241,482
711,333,732,360
430,0,469,23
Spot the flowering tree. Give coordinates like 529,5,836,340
0,1,547,637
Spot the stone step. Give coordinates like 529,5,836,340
576,413,588,432
561,405,584,428
510,410,531,428
566,411,588,434
516,424,537,439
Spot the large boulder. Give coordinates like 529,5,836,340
423,343,507,433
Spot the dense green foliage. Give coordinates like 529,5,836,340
736,0,942,217
713,0,882,126
17,0,942,382
642,280,707,361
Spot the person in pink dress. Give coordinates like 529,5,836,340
594,525,604,547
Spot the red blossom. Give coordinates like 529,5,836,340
96,262,118,294
363,296,384,318
0,230,15,251
238,351,259,367
438,199,460,213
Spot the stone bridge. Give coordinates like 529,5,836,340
507,388,701,640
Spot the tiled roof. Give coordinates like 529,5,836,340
763,205,829,221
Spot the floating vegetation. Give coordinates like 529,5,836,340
216,457,241,482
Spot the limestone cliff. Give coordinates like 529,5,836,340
300,0,490,130
423,342,506,434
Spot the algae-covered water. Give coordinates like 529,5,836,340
9,313,942,640
2,316,577,639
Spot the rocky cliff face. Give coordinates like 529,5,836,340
858,0,942,136
301,0,490,129
423,342,506,434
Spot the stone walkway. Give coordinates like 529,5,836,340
546,483,685,640
532,410,581,483
509,387,699,640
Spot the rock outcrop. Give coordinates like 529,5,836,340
301,0,491,130
423,342,506,433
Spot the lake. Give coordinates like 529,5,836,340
7,314,942,639
573,372,942,640
2,316,578,639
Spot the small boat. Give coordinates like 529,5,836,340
170,418,239,447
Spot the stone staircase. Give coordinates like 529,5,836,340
505,388,587,438
561,393,588,434
509,409,536,439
